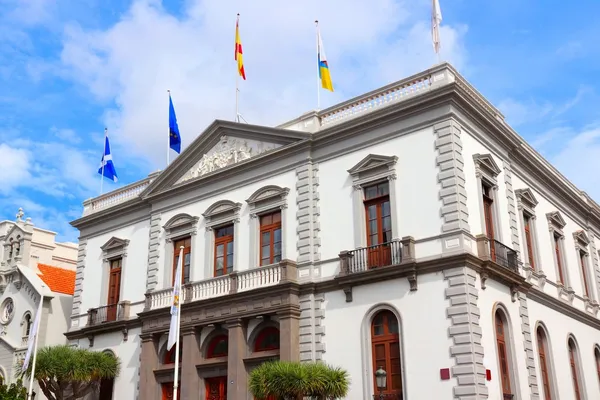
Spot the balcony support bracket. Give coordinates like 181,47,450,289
343,286,353,303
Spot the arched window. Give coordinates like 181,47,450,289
254,327,280,352
568,338,583,400
536,326,553,400
494,311,513,399
163,342,183,364
22,313,32,337
206,334,228,358
370,310,401,395
595,347,600,386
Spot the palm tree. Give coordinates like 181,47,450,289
21,345,120,400
248,361,350,400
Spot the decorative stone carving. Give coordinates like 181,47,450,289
178,136,278,183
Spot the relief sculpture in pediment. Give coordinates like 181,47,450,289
178,136,278,183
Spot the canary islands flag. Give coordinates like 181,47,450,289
317,25,333,92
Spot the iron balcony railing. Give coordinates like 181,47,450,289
87,304,122,326
342,241,403,274
489,239,519,272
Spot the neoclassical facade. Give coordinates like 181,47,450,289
68,63,600,400
0,210,77,397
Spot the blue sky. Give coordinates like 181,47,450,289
1,0,599,242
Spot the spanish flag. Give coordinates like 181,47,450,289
317,24,333,92
235,14,246,80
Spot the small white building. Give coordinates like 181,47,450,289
68,63,600,400
0,209,77,398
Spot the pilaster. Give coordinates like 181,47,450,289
139,335,160,400
146,213,162,292
434,119,470,233
181,328,201,400
278,310,301,362
226,319,247,400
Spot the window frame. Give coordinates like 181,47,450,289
594,346,600,388
21,312,32,338
348,154,399,249
172,237,192,284
546,212,572,300
253,326,280,352
206,334,228,359
202,200,242,278
259,211,283,266
573,230,595,302
246,185,289,269
213,225,235,277
100,237,129,309
163,213,199,287
473,153,503,242
515,189,542,276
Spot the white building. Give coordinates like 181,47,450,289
0,209,77,398
68,63,600,400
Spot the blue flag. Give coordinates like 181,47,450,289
169,94,181,153
98,133,118,182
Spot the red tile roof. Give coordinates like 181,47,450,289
37,264,76,295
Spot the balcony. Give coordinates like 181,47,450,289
87,302,131,326
339,241,404,274
336,238,416,302
145,260,297,312
475,235,519,273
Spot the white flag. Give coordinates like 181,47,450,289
432,0,443,54
23,298,43,371
167,247,184,351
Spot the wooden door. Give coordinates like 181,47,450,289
483,194,495,261
205,376,227,400
495,313,512,397
365,199,392,268
161,382,181,400
98,378,114,400
106,258,121,322
569,342,581,400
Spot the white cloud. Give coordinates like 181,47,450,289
0,144,32,192
540,123,600,202
59,0,468,168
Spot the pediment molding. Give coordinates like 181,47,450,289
163,213,200,240
573,230,590,246
100,237,130,252
246,185,290,209
515,188,538,209
202,200,242,228
140,120,308,198
347,154,398,178
473,153,502,178
546,211,567,230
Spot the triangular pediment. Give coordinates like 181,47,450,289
515,188,538,207
4,224,26,242
347,154,398,177
546,211,567,229
100,237,129,251
142,120,309,198
473,153,502,176
573,230,590,246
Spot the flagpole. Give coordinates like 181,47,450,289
235,14,240,122
167,90,171,166
315,20,320,110
27,296,43,400
172,246,184,400
100,128,107,195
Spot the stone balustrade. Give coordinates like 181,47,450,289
145,260,297,311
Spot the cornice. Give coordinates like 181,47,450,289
528,288,600,330
70,73,600,237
